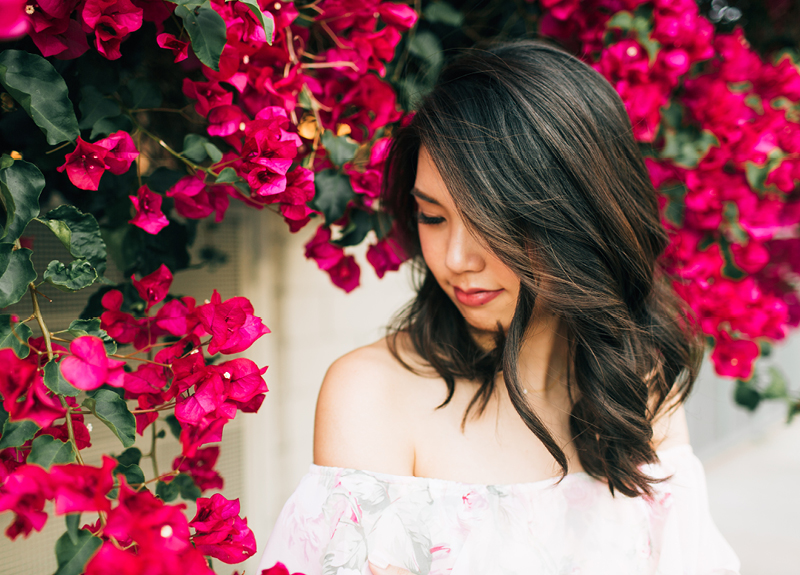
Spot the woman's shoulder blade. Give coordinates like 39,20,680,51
312,336,428,475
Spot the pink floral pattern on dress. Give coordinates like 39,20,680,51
259,445,740,575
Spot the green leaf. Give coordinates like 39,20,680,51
745,161,769,192
27,435,76,469
44,259,98,292
78,86,121,131
0,418,39,449
36,205,107,277
68,318,116,354
660,128,718,169
44,360,81,397
173,473,202,501
734,379,761,411
332,209,373,247
66,515,81,546
146,167,185,194
0,314,32,359
0,246,37,308
126,78,162,109
54,529,102,575
114,462,145,486
83,390,136,448
115,447,142,466
423,1,463,26
321,131,359,167
236,0,275,44
0,158,44,243
215,167,240,184
165,414,182,439
763,366,789,399
310,170,356,225
182,133,211,163
90,115,132,140
156,478,180,502
176,2,227,72
204,142,223,164
0,50,79,145
409,31,444,79
606,11,634,29
788,400,800,424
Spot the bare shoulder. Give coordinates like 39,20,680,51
651,395,691,452
313,334,427,474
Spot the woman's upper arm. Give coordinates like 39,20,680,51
313,345,415,474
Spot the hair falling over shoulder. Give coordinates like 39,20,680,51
382,40,704,498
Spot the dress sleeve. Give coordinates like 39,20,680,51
654,445,741,575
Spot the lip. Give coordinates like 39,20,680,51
453,287,504,307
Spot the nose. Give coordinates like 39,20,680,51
445,220,485,274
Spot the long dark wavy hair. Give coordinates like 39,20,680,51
383,40,704,498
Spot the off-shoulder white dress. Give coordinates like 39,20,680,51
258,445,740,575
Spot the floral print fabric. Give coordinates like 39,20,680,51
259,445,740,575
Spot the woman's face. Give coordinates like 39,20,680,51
413,147,520,333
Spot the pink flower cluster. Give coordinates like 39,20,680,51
539,0,800,380
0,455,255,572
57,131,139,191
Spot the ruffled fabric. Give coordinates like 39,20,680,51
259,445,740,575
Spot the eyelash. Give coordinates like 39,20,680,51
416,212,445,225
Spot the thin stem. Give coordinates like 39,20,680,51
301,61,360,71
285,26,299,65
59,397,86,465
45,141,73,155
109,355,168,367
150,422,159,478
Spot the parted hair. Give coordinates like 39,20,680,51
383,40,704,497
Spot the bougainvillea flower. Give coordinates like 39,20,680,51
156,32,189,62
327,255,361,293
0,349,65,427
345,137,390,199
167,174,215,220
378,2,418,31
132,264,173,310
367,236,406,279
207,105,248,137
95,131,139,175
183,78,234,118
155,296,198,336
216,358,268,402
86,478,214,575
60,335,126,391
129,185,170,235
37,405,92,450
81,0,144,60
190,494,257,564
172,446,223,492
0,464,53,539
49,455,116,514
180,414,228,457
57,137,109,190
304,225,344,271
710,331,761,380
196,290,271,355
261,562,307,575
0,0,29,39
174,369,226,425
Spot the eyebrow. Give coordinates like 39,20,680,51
410,188,440,206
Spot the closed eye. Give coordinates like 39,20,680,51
416,212,445,225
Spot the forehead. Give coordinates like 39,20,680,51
413,147,453,206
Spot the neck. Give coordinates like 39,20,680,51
517,313,569,397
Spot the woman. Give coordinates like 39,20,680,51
259,40,740,574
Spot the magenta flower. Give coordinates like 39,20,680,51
0,0,29,39
175,369,226,425
132,264,173,310
129,185,170,235
328,255,360,293
156,32,189,62
0,464,53,539
304,225,344,271
261,563,307,575
367,235,406,279
217,358,268,403
196,290,271,355
172,446,223,492
190,493,257,564
182,78,233,118
81,0,143,60
0,349,65,428
95,131,139,175
378,2,418,31
57,137,109,190
180,414,228,457
207,105,248,137
155,296,198,336
49,455,116,514
167,174,215,220
60,335,126,391
710,331,761,380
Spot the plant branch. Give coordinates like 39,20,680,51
150,422,159,478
